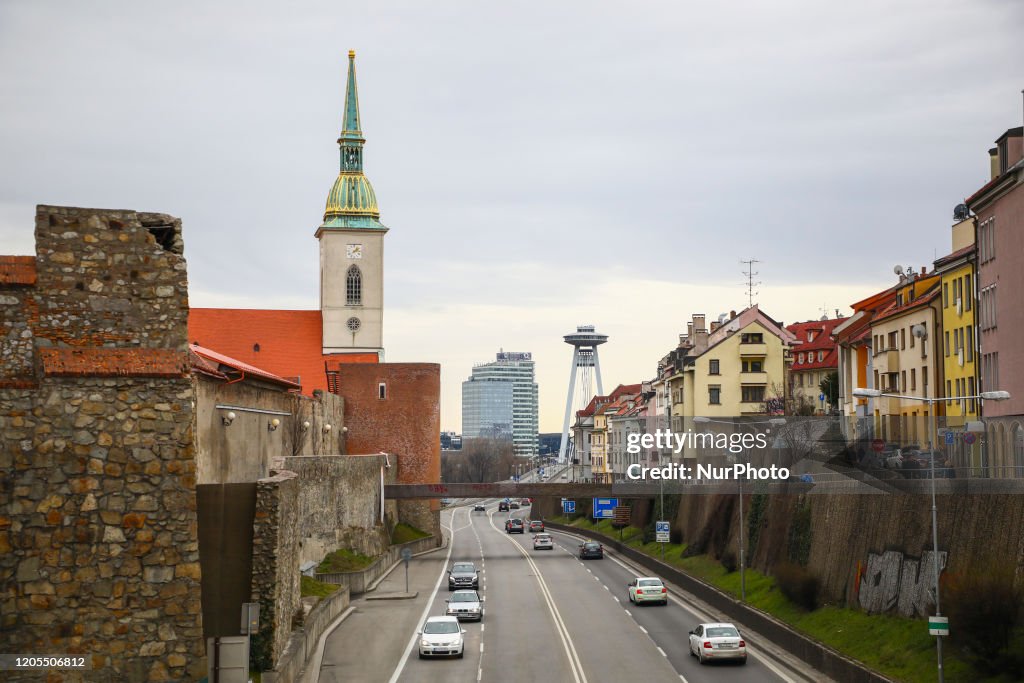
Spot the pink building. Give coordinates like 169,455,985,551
966,124,1024,472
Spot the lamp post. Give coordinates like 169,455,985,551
693,416,786,602
853,383,1010,683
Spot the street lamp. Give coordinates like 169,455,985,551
693,416,787,602
854,385,1010,683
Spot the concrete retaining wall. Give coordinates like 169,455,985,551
315,535,439,594
261,584,350,683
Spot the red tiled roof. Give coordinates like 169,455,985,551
933,244,974,269
188,308,377,395
872,287,941,324
787,318,844,371
39,348,189,377
190,343,300,390
0,256,36,285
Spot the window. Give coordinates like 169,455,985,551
945,331,950,357
818,351,824,362
742,359,763,373
346,265,362,305
888,331,898,349
911,368,916,391
709,359,720,375
968,377,976,413
966,326,973,361
798,353,805,364
741,386,765,403
910,328,915,348
964,274,972,311
708,386,721,405
901,371,906,392
922,366,928,395
900,329,906,350
741,333,763,344
979,218,995,263
378,382,387,400
943,282,949,308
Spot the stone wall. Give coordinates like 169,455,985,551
0,206,204,681
193,380,345,485
331,363,441,536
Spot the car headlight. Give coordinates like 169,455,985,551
421,639,430,647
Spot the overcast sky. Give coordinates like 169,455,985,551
2,1,1021,432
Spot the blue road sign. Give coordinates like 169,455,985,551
593,498,618,519
656,521,670,533
819,393,825,402
944,431,955,445
562,500,575,514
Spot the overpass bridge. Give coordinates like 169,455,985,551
383,481,814,499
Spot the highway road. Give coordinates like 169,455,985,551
316,501,824,683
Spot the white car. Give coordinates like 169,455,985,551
627,576,668,605
418,616,465,658
688,622,747,665
533,533,554,550
446,589,484,621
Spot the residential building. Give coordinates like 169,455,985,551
934,216,980,469
966,123,1024,475
866,269,943,446
786,317,845,414
833,286,899,423
582,384,641,482
461,351,538,456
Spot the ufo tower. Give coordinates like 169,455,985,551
558,325,608,463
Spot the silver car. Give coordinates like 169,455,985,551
688,622,747,664
418,616,465,658
627,576,668,605
445,589,484,621
533,533,554,550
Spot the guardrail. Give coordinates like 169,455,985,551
315,535,439,594
545,521,894,683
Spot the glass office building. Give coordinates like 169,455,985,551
461,351,539,456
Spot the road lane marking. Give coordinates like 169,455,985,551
624,610,631,616
386,506,460,683
603,585,609,591
638,625,648,634
657,646,667,657
488,510,587,683
613,596,620,603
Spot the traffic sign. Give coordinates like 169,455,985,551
562,500,576,514
928,616,949,636
871,439,885,453
963,432,976,445
655,520,670,543
592,498,618,519
819,393,825,402
944,431,955,446
400,547,413,563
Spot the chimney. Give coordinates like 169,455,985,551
989,147,1000,181
710,321,721,333
687,321,693,338
729,310,737,319
693,314,706,333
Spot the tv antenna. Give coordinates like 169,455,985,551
740,258,761,307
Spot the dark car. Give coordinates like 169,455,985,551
473,505,486,512
579,541,604,559
447,562,479,591
509,501,520,510
498,501,510,512
505,518,525,534
529,520,545,533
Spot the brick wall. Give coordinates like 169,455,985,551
331,363,441,535
0,206,204,681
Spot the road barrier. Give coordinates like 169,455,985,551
546,521,894,683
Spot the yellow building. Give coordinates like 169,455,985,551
867,270,942,445
935,216,980,468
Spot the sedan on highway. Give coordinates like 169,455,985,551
533,533,554,550
627,576,668,605
688,622,746,665
578,541,604,559
509,501,521,510
418,616,465,659
446,589,484,621
529,520,545,533
505,518,525,534
473,504,485,512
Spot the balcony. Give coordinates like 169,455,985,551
874,349,899,374
740,372,768,384
739,342,767,357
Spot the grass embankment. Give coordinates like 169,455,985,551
565,517,984,683
391,522,430,545
317,548,374,573
300,575,340,598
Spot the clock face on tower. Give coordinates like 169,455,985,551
346,244,363,259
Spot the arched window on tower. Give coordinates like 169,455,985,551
346,265,362,306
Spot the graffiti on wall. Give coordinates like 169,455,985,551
857,549,948,617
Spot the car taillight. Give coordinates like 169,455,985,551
636,589,643,594
661,587,667,593
703,641,712,649
739,640,745,647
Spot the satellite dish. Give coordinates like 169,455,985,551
953,204,970,221
893,265,904,275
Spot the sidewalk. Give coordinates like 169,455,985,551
302,533,451,683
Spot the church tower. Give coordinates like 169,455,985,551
317,50,387,360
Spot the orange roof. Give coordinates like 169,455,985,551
190,343,301,390
188,308,377,395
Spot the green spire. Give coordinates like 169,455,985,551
318,50,388,233
341,50,362,140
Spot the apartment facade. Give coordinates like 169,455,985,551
966,125,1024,474
786,317,845,414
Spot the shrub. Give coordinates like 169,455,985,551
391,522,430,545
943,567,1023,672
746,493,768,554
786,499,812,567
774,561,819,610
720,550,738,573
